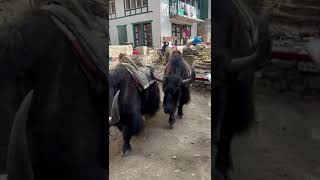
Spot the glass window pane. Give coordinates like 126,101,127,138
137,0,142,7
143,0,147,6
131,0,136,9
126,0,130,10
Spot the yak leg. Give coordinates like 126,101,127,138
121,114,144,156
216,129,234,180
121,126,132,156
177,100,184,119
169,111,176,129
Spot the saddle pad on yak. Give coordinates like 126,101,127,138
40,0,108,77
121,63,156,91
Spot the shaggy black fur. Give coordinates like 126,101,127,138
161,51,192,128
109,64,160,155
0,8,108,180
213,0,271,179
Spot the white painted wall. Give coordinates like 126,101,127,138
109,0,199,48
109,0,161,47
208,0,211,19
160,0,172,43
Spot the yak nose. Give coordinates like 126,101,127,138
164,107,172,114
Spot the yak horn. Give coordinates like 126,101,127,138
109,90,120,126
229,46,260,72
182,64,196,84
7,90,34,180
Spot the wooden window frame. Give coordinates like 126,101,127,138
131,20,153,47
109,0,116,20
172,23,192,46
124,0,149,16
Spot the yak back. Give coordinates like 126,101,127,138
109,64,160,118
164,53,190,80
163,53,191,105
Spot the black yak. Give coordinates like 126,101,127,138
213,0,271,179
108,63,160,156
0,0,108,179
151,50,195,129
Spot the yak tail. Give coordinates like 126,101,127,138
7,90,34,180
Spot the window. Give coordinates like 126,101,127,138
172,24,191,45
143,0,147,6
133,22,153,47
125,0,130,10
124,0,148,16
109,0,115,13
117,25,128,45
125,0,138,10
136,0,142,7
180,0,196,6
143,23,152,46
131,0,136,9
109,0,116,19
136,0,147,7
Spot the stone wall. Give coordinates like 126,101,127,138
252,0,320,97
0,0,29,24
109,45,133,57
255,59,320,97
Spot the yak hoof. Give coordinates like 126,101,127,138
121,149,132,157
213,169,226,180
121,144,132,157
177,114,183,119
169,123,174,129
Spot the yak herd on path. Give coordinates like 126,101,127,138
0,0,272,180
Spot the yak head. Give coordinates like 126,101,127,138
151,52,195,114
162,75,183,114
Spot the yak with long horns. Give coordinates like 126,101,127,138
151,50,195,129
108,64,160,156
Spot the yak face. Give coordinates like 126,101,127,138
162,76,182,114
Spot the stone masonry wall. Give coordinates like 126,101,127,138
250,0,320,97
255,59,320,97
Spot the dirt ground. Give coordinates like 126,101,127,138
109,82,320,180
231,91,320,180
109,85,212,180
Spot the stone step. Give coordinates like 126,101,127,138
289,0,320,7
278,3,320,18
195,64,211,70
270,9,320,27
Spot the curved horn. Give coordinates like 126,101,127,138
229,48,259,72
7,90,34,180
183,58,192,76
109,90,120,126
150,67,164,82
182,64,196,85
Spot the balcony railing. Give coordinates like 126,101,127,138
169,0,199,19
